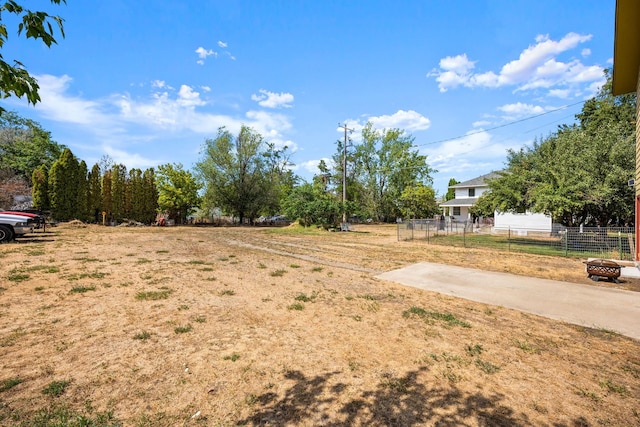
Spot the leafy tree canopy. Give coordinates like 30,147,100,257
0,110,64,179
196,125,295,224
0,0,66,110
156,163,201,224
478,70,635,226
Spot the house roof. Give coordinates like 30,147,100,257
440,197,478,207
612,0,640,95
449,172,500,189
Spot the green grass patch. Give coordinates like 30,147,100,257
289,264,300,268
223,352,241,362
475,359,501,374
136,258,152,264
69,285,96,294
133,331,151,340
7,273,30,282
403,306,471,328
219,289,235,296
600,379,628,395
42,380,71,397
513,339,541,354
465,344,483,357
311,267,323,272
17,403,119,426
156,250,169,254
295,292,317,302
174,324,192,334
187,260,206,265
193,315,206,323
135,289,173,301
0,377,23,392
0,328,27,347
288,303,305,311
270,269,287,277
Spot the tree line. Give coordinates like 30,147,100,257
0,73,634,228
472,71,636,227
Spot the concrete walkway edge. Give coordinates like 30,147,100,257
376,262,640,341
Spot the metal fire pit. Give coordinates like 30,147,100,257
584,259,622,283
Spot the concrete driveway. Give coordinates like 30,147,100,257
377,262,640,341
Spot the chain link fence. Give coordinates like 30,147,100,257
397,218,635,261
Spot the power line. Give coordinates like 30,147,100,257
413,99,585,148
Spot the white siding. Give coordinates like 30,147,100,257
454,186,489,199
494,212,552,234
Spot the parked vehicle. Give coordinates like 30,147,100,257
0,211,45,228
0,213,35,242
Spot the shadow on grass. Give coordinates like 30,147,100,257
235,368,587,426
237,368,593,426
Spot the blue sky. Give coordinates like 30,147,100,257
3,0,615,196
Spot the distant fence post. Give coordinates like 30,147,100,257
427,222,430,243
618,231,622,260
564,231,568,257
508,227,511,252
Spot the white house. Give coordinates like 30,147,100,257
439,172,552,235
440,172,498,222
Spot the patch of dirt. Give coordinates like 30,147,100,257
0,224,638,426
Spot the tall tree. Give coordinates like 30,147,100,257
398,184,439,219
76,160,89,221
87,163,102,222
156,163,201,224
0,1,66,110
477,70,635,226
0,110,64,179
110,164,127,222
445,178,459,201
196,125,290,224
351,122,435,222
48,148,78,220
101,169,112,223
31,164,48,211
142,168,158,224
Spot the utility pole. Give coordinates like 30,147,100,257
338,123,354,223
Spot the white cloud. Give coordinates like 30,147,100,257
296,158,334,175
472,120,492,127
177,85,206,107
369,110,431,132
269,138,299,153
581,48,591,57
195,46,217,65
102,145,161,170
218,41,227,48
201,85,211,92
497,102,547,119
30,74,109,126
12,73,300,176
548,88,571,99
251,89,294,109
428,32,602,97
423,130,521,175
339,110,431,138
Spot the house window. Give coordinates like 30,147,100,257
453,207,461,216
468,188,475,197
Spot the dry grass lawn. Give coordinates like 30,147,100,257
0,223,639,426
